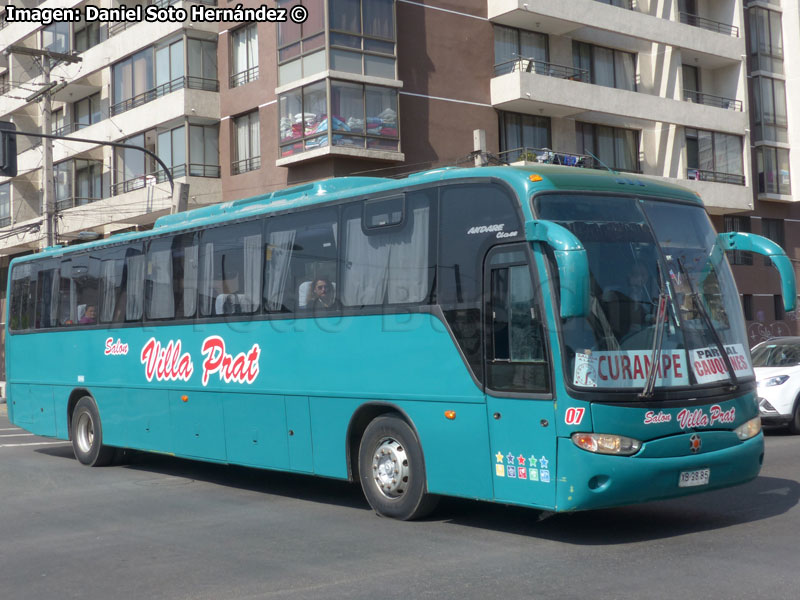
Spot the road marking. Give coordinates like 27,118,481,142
0,441,68,448
0,427,21,431
0,433,35,437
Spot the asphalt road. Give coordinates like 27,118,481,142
1,403,798,600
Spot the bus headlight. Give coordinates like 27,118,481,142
571,433,641,456
734,416,762,441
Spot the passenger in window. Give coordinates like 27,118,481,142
306,277,341,310
215,269,243,315
79,305,97,325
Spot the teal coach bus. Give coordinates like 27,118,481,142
5,164,796,520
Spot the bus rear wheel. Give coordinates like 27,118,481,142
71,396,115,467
358,415,439,520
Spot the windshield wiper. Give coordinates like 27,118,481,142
676,257,738,390
640,263,668,399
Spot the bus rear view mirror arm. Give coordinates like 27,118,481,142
525,220,590,319
718,231,797,312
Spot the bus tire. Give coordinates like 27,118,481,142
71,396,115,467
358,415,439,520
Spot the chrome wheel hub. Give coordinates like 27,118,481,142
76,412,94,454
372,438,410,499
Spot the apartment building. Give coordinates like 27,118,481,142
0,0,797,382
0,0,223,381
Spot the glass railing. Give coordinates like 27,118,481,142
494,58,588,81
683,90,742,111
55,196,103,211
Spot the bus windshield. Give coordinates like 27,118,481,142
535,194,752,393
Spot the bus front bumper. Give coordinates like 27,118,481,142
554,433,764,512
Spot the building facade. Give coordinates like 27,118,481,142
1,0,798,388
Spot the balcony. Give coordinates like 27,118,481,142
110,76,219,117
231,157,261,176
498,146,599,168
494,58,587,81
683,90,742,111
679,12,739,38
55,196,103,212
110,163,220,196
488,0,744,62
491,67,747,135
687,168,746,186
230,66,259,89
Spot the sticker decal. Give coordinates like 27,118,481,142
507,466,517,478
200,335,260,386
565,407,586,426
689,344,752,384
677,404,735,429
492,452,551,483
496,464,505,477
104,337,129,356
140,338,194,383
644,410,672,425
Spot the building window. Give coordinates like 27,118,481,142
74,21,101,53
156,125,187,180
189,124,220,177
73,92,102,132
742,294,753,321
42,22,70,54
279,81,398,157
328,0,396,79
155,39,184,92
0,183,10,227
232,111,261,174
188,39,218,91
757,147,791,196
752,76,788,143
774,295,784,321
112,48,154,113
277,0,325,86
761,218,784,267
493,25,548,75
723,215,752,266
576,122,639,172
685,128,744,185
499,112,551,162
748,7,783,74
230,24,258,88
54,159,105,211
573,42,635,91
114,130,156,194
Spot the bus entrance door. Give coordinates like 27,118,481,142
484,245,556,509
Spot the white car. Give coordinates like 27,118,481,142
752,337,800,434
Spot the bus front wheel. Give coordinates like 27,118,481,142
358,415,439,520
71,396,115,467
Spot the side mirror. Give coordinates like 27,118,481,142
717,231,796,312
525,220,590,319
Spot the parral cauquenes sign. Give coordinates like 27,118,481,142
4,3,309,26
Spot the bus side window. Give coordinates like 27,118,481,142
340,191,433,307
36,263,59,329
199,221,262,317
486,249,549,394
9,264,36,331
172,233,198,319
265,207,338,314
58,260,76,326
145,237,176,320
439,183,523,382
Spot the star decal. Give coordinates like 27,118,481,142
495,451,504,463
517,454,526,466
506,452,515,464
539,456,549,470
528,455,538,468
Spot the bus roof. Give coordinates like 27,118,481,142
15,164,703,263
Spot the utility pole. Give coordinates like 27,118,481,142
5,45,81,247
41,57,55,247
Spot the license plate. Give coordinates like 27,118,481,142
678,468,710,487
